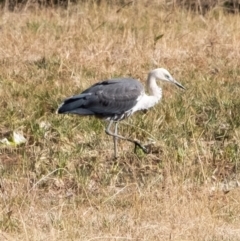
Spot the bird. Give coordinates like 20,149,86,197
57,68,185,158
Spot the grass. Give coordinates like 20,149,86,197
0,1,240,240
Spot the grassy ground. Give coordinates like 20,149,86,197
0,1,240,240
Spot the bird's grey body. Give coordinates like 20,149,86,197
57,68,185,158
58,78,144,121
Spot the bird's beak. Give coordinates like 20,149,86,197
173,79,185,90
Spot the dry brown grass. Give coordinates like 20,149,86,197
0,1,240,240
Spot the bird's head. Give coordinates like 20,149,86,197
150,68,185,89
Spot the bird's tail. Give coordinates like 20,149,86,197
57,94,94,115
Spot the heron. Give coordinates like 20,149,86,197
57,68,185,158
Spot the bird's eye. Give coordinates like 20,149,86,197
164,74,170,79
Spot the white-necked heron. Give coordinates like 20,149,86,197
57,68,185,158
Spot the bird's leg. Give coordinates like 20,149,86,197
105,120,148,156
106,120,118,158
113,122,118,158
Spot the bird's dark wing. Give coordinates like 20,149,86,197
57,78,144,119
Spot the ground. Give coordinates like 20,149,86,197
0,1,240,240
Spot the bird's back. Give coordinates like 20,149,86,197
58,78,144,121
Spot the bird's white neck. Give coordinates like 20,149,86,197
147,74,162,100
131,74,162,113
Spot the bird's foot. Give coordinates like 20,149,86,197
134,141,149,154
